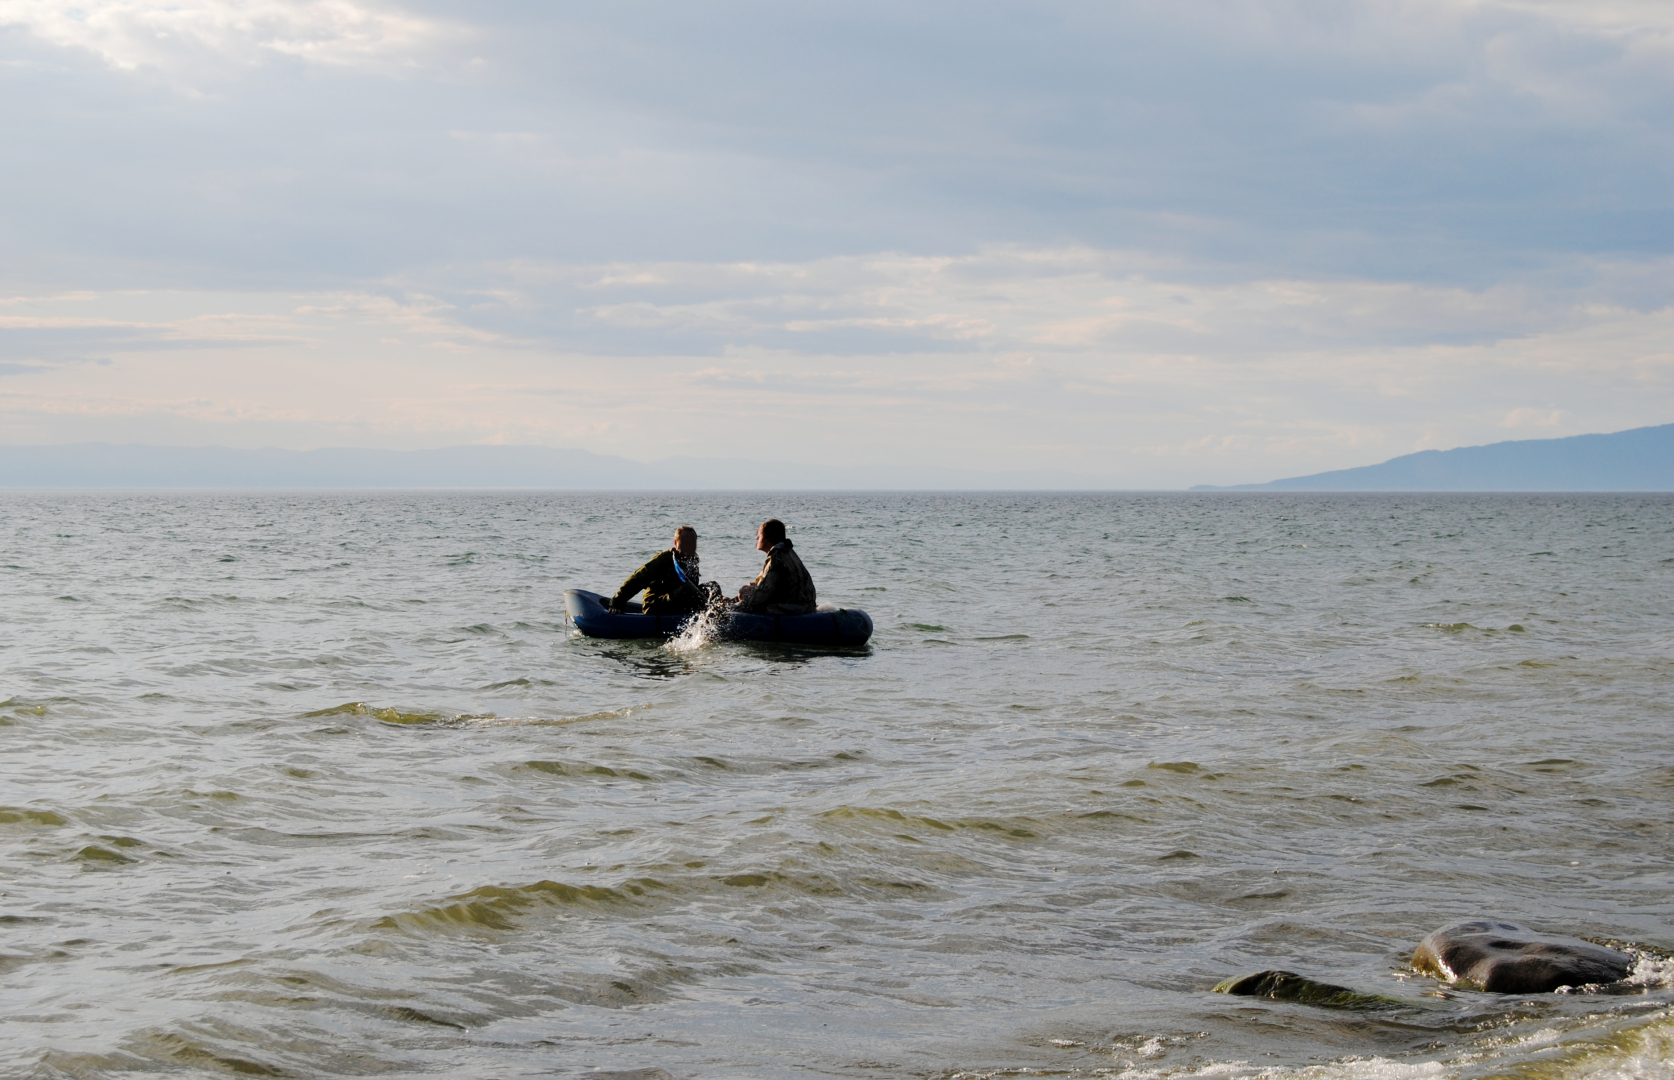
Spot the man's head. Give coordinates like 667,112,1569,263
673,525,697,557
755,518,786,552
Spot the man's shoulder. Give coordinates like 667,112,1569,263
627,548,675,577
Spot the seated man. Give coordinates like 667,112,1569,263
736,518,817,615
609,526,708,615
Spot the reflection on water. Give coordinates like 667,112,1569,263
587,638,702,680
1,492,1672,1079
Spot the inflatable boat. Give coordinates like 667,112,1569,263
563,589,873,646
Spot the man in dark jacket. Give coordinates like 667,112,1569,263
609,526,707,614
736,518,817,615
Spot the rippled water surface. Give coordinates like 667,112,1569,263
3,492,1672,1080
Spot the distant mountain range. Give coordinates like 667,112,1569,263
1193,423,1674,491
2,423,1669,491
0,443,1102,490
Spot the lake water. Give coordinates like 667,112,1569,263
3,492,1672,1080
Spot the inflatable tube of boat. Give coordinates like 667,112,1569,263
563,590,872,646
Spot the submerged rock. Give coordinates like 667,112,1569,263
1411,919,1632,993
1212,970,1397,1009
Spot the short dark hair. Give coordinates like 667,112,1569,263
760,518,786,545
675,525,697,543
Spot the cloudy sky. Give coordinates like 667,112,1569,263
1,0,1670,486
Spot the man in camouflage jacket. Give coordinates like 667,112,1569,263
609,526,707,614
736,518,817,615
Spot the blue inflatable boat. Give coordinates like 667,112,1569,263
563,589,873,646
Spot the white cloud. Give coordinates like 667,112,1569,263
549,246,1635,360
0,0,444,73
1500,407,1568,429
1479,0,1674,35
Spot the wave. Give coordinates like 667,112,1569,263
304,701,632,728
371,878,672,934
0,806,68,827
304,701,450,725
372,863,954,937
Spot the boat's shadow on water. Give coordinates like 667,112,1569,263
579,636,873,680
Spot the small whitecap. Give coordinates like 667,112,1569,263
1625,952,1674,989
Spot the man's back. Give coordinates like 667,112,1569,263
738,540,817,615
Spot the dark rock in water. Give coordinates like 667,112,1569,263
1212,970,1397,1009
1412,920,1632,993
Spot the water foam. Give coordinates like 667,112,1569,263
664,601,732,653
1081,1012,1674,1080
1090,1058,1449,1080
1624,952,1674,990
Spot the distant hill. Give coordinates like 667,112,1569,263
0,443,1106,490
1193,423,1674,491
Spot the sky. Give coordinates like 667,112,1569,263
1,0,1671,487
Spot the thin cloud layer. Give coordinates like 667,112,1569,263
0,0,443,73
3,251,1669,484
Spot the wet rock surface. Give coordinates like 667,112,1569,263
1411,919,1632,993
1212,970,1398,1009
